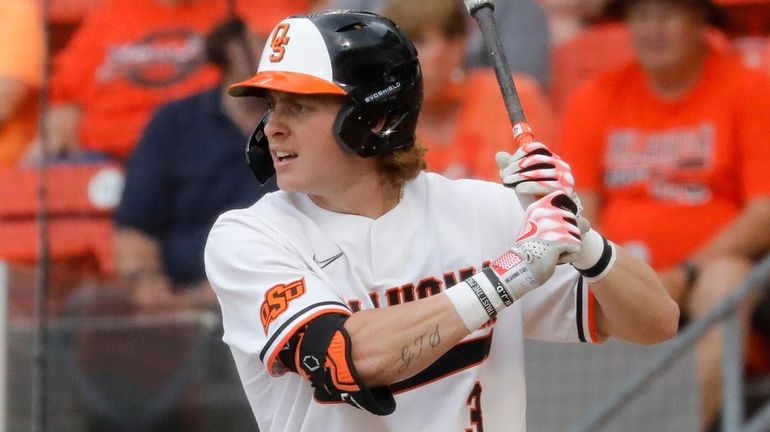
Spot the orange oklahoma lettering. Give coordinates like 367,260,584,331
269,23,291,62
260,278,306,334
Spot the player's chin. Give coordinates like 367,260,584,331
274,173,307,193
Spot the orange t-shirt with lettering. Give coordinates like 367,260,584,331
0,0,43,168
559,50,770,269
419,69,555,181
50,0,234,160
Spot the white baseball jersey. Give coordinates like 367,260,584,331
205,172,599,432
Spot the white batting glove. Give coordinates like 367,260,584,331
447,191,582,331
504,190,582,286
495,142,575,208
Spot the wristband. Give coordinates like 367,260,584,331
573,229,617,283
446,249,535,332
445,275,499,332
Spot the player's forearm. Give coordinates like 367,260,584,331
689,198,770,265
344,292,471,387
592,247,679,344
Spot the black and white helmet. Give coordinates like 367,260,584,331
229,10,423,183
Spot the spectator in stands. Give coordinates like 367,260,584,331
113,16,276,311
320,0,552,88
105,13,299,431
31,0,306,164
381,0,555,180
558,0,770,429
0,0,43,169
35,0,231,163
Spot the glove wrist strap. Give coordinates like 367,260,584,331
573,229,617,283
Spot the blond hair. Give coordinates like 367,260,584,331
377,141,427,188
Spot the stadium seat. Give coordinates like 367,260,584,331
0,163,124,278
0,163,123,316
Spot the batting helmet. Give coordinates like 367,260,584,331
229,10,423,183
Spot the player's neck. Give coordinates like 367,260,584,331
308,174,403,219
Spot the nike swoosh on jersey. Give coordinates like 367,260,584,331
313,251,344,268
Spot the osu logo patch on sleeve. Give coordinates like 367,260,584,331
260,278,306,334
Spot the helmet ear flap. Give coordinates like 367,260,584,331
333,102,381,157
246,111,275,184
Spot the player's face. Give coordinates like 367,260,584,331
262,91,373,195
626,0,708,73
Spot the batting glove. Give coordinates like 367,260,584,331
495,142,575,208
447,191,582,331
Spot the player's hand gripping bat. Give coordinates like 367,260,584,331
464,0,578,215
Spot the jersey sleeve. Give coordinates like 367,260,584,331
204,211,351,376
518,264,600,344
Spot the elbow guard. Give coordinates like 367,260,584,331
278,313,396,415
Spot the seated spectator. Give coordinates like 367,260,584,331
558,0,770,429
32,0,306,164
381,0,555,180
106,19,280,431
0,0,43,169
113,16,277,311
35,0,229,163
320,0,552,88
547,20,633,117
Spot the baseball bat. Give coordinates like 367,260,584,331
463,0,534,149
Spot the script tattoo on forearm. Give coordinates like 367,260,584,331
397,324,441,372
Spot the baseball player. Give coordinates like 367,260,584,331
204,10,679,432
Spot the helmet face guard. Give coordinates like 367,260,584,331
231,10,423,183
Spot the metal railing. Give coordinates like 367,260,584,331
0,262,7,432
570,252,770,432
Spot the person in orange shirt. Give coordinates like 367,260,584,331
0,0,44,169
559,0,770,428
381,0,555,181
32,0,307,163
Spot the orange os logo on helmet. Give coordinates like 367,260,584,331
260,277,306,334
269,23,291,62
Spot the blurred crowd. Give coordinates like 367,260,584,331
1,0,769,430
